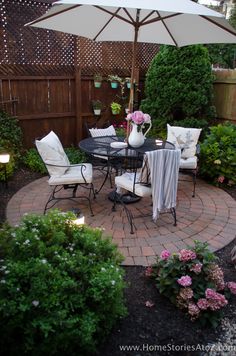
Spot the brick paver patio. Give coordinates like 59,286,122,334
6,171,236,266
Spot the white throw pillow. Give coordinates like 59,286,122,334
89,125,116,137
167,124,201,158
35,131,70,176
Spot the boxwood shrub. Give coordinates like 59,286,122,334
0,210,127,355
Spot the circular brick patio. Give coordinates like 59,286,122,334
6,171,236,266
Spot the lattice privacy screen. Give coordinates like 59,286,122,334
0,0,159,75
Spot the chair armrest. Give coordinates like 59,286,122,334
45,162,87,168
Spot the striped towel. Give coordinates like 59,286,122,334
146,149,181,221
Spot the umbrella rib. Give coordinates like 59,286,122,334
155,11,178,46
141,13,180,26
139,10,156,25
200,15,236,36
27,4,81,26
94,5,134,25
93,7,122,41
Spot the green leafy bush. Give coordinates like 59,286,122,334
141,45,216,133
149,241,236,327
0,210,127,355
23,147,88,174
0,110,23,180
199,122,236,185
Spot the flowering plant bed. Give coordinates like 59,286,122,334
149,241,236,327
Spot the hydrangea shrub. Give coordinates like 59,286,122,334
199,122,236,185
0,210,127,355
149,241,236,327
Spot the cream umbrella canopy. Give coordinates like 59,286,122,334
27,0,236,111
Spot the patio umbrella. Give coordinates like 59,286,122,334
27,0,236,111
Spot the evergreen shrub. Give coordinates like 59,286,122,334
141,45,216,134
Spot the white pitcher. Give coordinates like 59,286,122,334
128,122,152,148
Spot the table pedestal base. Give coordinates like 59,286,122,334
108,190,141,204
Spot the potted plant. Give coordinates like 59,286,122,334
93,73,103,88
125,77,131,89
92,100,102,115
107,74,122,89
110,102,122,115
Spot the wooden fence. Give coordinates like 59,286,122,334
0,68,144,148
1,68,235,150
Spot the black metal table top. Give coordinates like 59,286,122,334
79,136,175,159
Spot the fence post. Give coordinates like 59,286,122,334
75,66,82,144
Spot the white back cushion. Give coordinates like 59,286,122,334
35,131,69,176
167,124,201,158
89,125,116,137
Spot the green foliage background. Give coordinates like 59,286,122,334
0,111,23,180
199,122,236,184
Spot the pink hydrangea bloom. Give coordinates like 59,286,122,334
179,249,197,262
188,302,200,317
179,287,193,300
197,298,208,310
132,111,145,125
190,263,202,274
217,176,225,183
143,113,151,123
205,288,228,310
160,250,171,260
227,282,236,295
205,288,217,299
145,266,153,277
126,113,133,121
177,275,192,287
125,111,151,125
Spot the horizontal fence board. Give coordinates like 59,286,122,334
19,116,77,148
17,112,75,120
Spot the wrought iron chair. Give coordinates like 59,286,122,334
167,124,202,197
85,123,124,192
35,131,95,215
112,149,181,234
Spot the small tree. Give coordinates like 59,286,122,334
141,45,216,131
207,4,236,69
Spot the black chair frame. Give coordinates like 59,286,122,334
43,162,96,216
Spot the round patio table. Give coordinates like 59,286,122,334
79,136,175,202
79,136,174,159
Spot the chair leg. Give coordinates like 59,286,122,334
112,189,135,234
192,169,197,198
96,165,112,194
170,207,177,226
44,184,95,217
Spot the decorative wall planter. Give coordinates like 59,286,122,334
110,102,121,115
93,109,101,115
111,82,118,89
94,81,102,88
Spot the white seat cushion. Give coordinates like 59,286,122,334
167,124,201,159
48,163,93,185
179,156,197,169
115,172,152,197
36,131,70,176
89,125,116,137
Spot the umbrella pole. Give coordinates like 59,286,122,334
127,9,140,141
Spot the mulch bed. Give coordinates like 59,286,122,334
1,168,236,356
